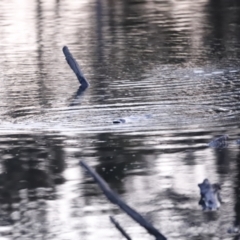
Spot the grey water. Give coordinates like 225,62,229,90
1,0,240,239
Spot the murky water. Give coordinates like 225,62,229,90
1,0,240,239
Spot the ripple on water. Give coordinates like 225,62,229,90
1,0,240,239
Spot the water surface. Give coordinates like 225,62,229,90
1,0,240,239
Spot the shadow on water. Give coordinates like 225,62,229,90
35,0,53,109
0,134,65,238
232,147,240,234
92,133,155,192
203,0,240,64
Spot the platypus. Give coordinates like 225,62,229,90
198,179,222,211
208,135,229,148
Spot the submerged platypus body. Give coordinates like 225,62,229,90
198,179,222,211
208,135,229,148
112,114,152,124
208,135,240,149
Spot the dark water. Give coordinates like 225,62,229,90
1,0,240,239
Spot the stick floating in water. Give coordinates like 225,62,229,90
63,46,90,89
79,160,167,240
109,216,132,240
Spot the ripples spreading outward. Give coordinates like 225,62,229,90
1,65,240,137
1,0,240,240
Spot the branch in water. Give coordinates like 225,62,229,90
79,160,167,240
109,216,132,240
69,85,88,107
62,46,90,89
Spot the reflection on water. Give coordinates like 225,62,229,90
1,0,240,239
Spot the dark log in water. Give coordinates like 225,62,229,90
79,160,167,240
109,216,132,240
62,46,90,89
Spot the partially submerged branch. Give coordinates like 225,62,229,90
109,216,132,240
63,46,90,89
69,85,87,107
79,160,167,240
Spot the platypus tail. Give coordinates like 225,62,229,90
63,46,90,89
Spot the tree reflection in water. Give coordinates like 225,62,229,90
0,134,65,239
